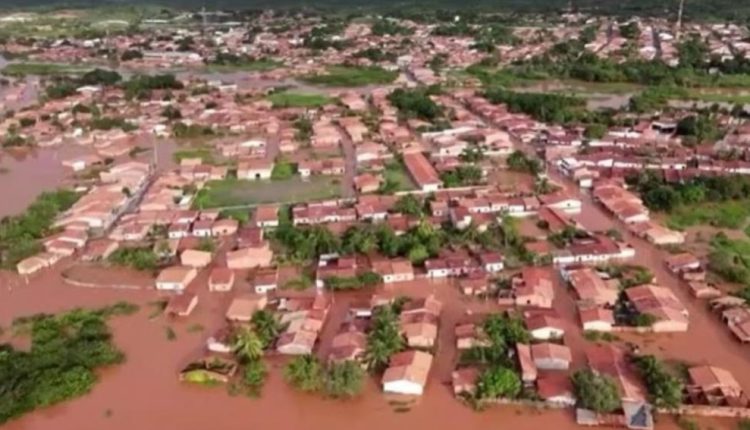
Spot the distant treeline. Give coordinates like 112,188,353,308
2,0,750,22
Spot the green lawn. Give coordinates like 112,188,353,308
383,161,416,192
192,177,341,208
666,200,750,231
172,146,216,164
2,62,92,77
267,91,336,109
302,65,398,87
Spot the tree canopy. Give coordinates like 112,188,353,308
571,369,622,413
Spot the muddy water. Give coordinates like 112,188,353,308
561,170,750,390
515,81,633,110
0,263,732,430
0,146,85,217
0,170,742,430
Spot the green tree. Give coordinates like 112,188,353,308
407,244,430,265
365,306,404,371
323,361,365,398
572,369,621,413
241,359,268,396
584,124,608,140
251,310,282,349
231,326,264,362
476,366,522,399
633,355,683,409
394,194,423,216
284,355,324,392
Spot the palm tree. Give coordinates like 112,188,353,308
231,326,264,362
251,310,281,349
365,307,404,371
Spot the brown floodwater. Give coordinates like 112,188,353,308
0,146,85,218
0,170,742,430
0,261,736,430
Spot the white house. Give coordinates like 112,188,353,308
382,350,433,396
155,266,197,291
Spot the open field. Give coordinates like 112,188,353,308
192,176,342,208
203,59,282,73
302,65,398,87
266,91,336,109
665,200,750,231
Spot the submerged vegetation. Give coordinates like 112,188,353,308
0,189,80,269
0,303,137,424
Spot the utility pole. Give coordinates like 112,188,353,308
676,0,686,41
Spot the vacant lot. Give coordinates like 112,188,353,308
383,161,416,191
302,65,398,87
666,200,750,231
266,91,336,108
192,177,341,208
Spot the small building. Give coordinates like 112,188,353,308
401,321,438,348
165,292,199,317
253,204,279,229
253,267,279,294
227,246,273,269
531,342,572,370
516,343,537,384
478,252,504,273
579,306,615,332
525,313,566,340
664,253,701,274
513,267,555,309
403,152,441,192
180,249,212,268
371,258,414,284
537,372,576,407
155,266,197,291
209,268,235,292
276,329,318,355
212,219,239,236
451,367,480,396
225,294,268,322
382,350,433,396
237,158,273,180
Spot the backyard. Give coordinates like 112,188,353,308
382,160,416,192
192,176,342,208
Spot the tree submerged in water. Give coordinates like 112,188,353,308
0,303,137,424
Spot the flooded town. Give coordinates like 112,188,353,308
2,3,750,430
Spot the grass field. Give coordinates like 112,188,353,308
192,176,341,208
383,160,416,191
172,146,216,164
302,65,398,87
2,62,93,77
204,59,282,73
266,91,336,109
666,200,750,231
